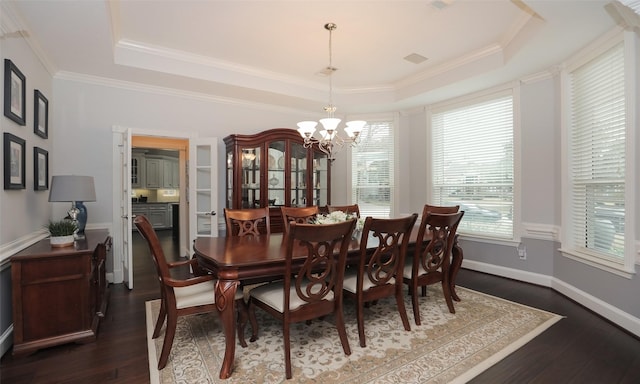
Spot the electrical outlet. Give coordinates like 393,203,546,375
518,245,527,260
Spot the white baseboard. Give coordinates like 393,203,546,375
551,278,640,337
0,324,13,358
462,259,640,338
462,259,554,287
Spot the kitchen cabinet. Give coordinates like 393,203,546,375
10,230,110,356
132,203,172,229
131,152,145,188
148,204,168,228
145,158,163,188
163,158,179,188
224,128,330,233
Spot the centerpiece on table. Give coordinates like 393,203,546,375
314,210,365,239
46,219,78,247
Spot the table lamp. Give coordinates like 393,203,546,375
49,175,96,237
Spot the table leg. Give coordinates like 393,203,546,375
215,279,239,379
450,236,463,302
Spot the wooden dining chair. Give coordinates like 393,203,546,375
280,206,319,234
423,204,460,215
134,215,248,369
419,204,465,301
343,214,418,347
224,207,270,236
403,210,464,325
223,207,272,342
327,204,361,218
249,219,356,379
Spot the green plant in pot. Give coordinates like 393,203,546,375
46,219,77,247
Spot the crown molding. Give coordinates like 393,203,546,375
1,2,57,77
55,71,306,116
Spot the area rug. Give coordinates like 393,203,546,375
146,286,562,384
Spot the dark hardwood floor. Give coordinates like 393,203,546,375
2,230,639,383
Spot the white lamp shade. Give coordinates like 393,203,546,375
344,120,366,137
49,175,96,202
297,121,318,138
319,117,341,132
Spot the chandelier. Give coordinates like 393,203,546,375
297,23,366,162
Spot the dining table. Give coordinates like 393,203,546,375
193,226,463,379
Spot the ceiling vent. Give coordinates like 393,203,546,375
431,0,453,10
404,53,429,64
316,66,337,77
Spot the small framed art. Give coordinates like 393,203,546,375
3,59,26,126
34,90,48,138
3,133,26,189
34,147,49,190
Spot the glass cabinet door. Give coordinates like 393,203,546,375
290,142,308,207
313,151,329,207
226,151,234,208
240,147,261,208
267,140,286,207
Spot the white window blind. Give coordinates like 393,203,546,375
569,42,625,259
431,93,514,239
351,121,394,218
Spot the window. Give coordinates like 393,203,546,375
566,41,626,264
351,121,394,218
430,92,514,239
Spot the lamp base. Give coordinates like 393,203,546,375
73,201,88,234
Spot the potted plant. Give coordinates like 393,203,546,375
46,219,77,247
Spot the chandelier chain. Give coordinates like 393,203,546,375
326,23,334,117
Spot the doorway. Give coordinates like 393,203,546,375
131,136,189,257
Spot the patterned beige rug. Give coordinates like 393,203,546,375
146,286,561,384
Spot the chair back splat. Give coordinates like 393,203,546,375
249,219,355,379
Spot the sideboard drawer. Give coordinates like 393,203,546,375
18,256,86,283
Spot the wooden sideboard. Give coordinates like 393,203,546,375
10,229,111,356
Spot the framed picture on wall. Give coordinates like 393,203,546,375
3,59,26,126
3,133,26,189
34,90,48,138
34,147,48,190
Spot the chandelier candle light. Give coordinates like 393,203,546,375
297,23,366,162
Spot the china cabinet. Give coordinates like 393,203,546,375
224,128,331,232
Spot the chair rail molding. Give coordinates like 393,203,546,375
0,230,48,266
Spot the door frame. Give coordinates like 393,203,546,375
111,126,196,285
